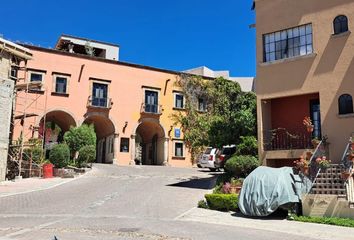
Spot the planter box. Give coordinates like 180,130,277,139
53,168,75,178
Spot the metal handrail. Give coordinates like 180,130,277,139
87,95,112,109
140,103,162,114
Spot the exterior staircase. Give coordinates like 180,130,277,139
310,164,347,197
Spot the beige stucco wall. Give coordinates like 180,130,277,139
256,0,354,164
14,47,193,167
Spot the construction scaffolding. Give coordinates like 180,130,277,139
7,58,48,179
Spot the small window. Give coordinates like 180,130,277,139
30,72,43,82
10,66,18,80
55,76,67,94
198,98,207,112
174,93,184,109
174,142,184,157
334,15,349,35
338,94,353,115
120,137,130,152
145,90,159,113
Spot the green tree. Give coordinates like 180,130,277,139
64,124,96,158
171,75,257,162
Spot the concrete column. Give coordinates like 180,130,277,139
130,134,136,165
113,133,119,164
163,138,169,166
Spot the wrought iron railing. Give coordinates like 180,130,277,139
140,103,162,114
263,128,313,151
87,96,112,109
340,135,353,175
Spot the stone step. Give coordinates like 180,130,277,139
311,189,346,195
313,183,345,188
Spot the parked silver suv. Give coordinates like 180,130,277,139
198,147,219,171
214,145,237,169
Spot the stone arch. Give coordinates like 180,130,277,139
133,118,168,166
38,109,77,144
83,113,117,164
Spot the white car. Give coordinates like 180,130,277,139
199,147,219,171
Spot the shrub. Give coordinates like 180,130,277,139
225,155,259,178
77,145,96,167
64,124,96,157
205,194,238,211
49,144,70,168
197,200,209,209
236,136,258,156
23,146,45,164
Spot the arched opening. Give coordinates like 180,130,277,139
39,110,77,146
135,121,165,165
338,94,353,115
334,15,349,35
83,114,115,164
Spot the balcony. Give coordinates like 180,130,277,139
87,96,112,109
140,103,162,115
263,128,313,151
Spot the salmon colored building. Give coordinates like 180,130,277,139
255,0,354,167
13,35,211,167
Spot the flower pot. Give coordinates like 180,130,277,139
341,171,351,180
307,125,314,133
302,166,309,175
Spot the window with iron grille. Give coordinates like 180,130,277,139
263,24,313,62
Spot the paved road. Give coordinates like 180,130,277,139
0,164,318,240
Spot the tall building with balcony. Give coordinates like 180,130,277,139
255,0,354,167
13,35,217,167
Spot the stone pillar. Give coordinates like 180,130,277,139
130,134,136,165
112,133,119,164
163,138,169,166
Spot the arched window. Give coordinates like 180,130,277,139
334,15,349,35
338,94,353,115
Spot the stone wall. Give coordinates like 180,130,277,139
0,54,13,181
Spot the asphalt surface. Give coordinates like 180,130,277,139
0,164,319,240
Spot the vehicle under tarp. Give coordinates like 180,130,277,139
238,166,311,217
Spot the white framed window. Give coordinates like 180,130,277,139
53,74,69,94
198,98,207,112
173,141,185,157
28,71,45,83
174,92,185,109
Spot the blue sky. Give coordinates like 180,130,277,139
0,0,255,77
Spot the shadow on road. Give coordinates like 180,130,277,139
167,176,218,190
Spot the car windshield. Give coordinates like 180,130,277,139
204,148,212,154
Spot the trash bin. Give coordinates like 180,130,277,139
42,163,54,178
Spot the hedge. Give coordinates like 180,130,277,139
205,193,238,212
225,155,259,177
292,215,354,228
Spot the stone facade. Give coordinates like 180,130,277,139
0,54,13,181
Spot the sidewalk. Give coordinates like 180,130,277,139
177,208,354,240
0,177,77,198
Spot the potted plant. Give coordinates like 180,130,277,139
230,178,243,194
315,156,331,170
351,137,354,150
341,170,351,180
303,116,314,133
311,138,320,148
294,156,310,175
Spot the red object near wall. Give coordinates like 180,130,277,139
42,163,54,178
